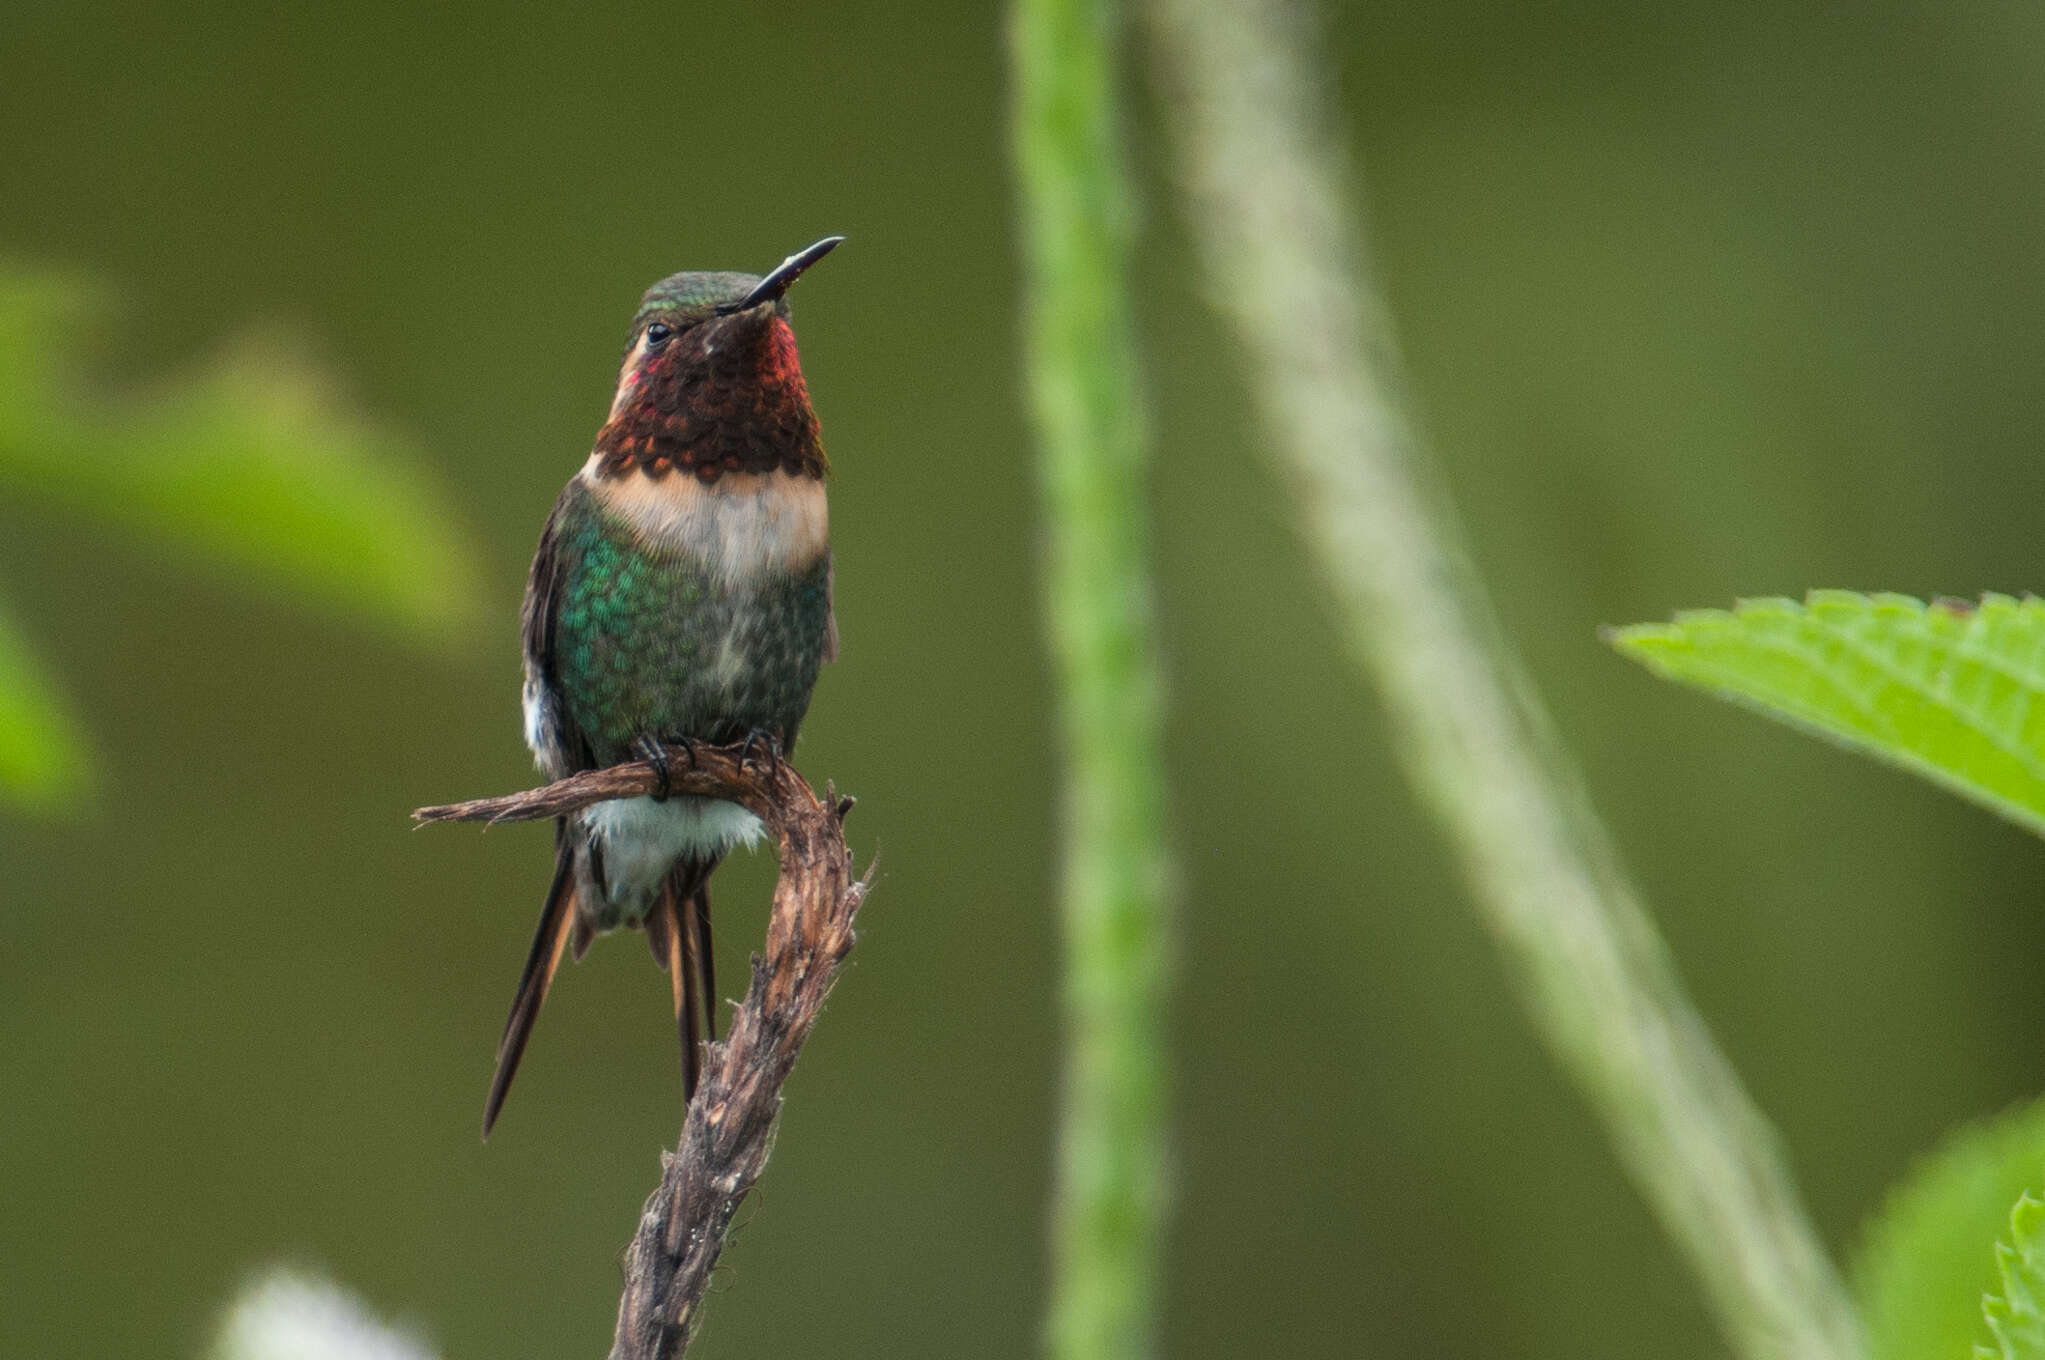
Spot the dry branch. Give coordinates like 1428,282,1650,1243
415,744,872,1360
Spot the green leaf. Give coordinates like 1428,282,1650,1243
1979,1194,2045,1360
0,262,483,639
1610,591,2045,839
1855,1099,2045,1360
0,600,91,811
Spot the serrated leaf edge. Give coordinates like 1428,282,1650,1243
1609,591,2045,841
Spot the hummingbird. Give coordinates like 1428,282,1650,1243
485,237,844,1137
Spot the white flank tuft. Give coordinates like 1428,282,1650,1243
587,794,764,915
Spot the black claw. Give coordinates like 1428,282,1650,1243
736,729,781,770
633,736,673,801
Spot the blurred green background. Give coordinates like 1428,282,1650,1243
6,2,2045,1356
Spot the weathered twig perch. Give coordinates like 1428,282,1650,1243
415,745,872,1359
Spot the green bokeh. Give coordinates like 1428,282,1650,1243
6,3,2045,1357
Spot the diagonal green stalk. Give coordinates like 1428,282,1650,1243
1010,0,1173,1357
1143,1,1864,1357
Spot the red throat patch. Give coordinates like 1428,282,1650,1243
593,312,826,484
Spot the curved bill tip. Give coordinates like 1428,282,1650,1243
717,235,846,315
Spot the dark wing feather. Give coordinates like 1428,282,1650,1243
521,492,596,778
822,550,839,664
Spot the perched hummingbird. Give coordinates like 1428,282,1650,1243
485,237,844,1136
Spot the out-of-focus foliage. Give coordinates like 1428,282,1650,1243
1854,1100,2045,1360
0,263,483,808
212,1269,438,1360
0,265,481,635
0,600,88,808
1612,593,2045,840
1977,1196,2045,1360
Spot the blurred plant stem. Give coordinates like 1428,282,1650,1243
1143,2,1864,1358
1010,0,1173,1356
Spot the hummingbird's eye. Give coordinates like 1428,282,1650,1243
644,321,674,350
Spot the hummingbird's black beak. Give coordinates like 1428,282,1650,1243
716,236,845,315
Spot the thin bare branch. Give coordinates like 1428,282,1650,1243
414,745,781,827
415,746,872,1360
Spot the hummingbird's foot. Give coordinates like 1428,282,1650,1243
736,728,784,770
631,736,674,801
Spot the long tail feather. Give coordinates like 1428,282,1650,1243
690,882,716,1043
662,885,702,1103
658,857,720,1106
483,831,578,1138
644,891,675,973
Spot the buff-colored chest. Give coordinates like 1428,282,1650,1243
576,457,828,587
